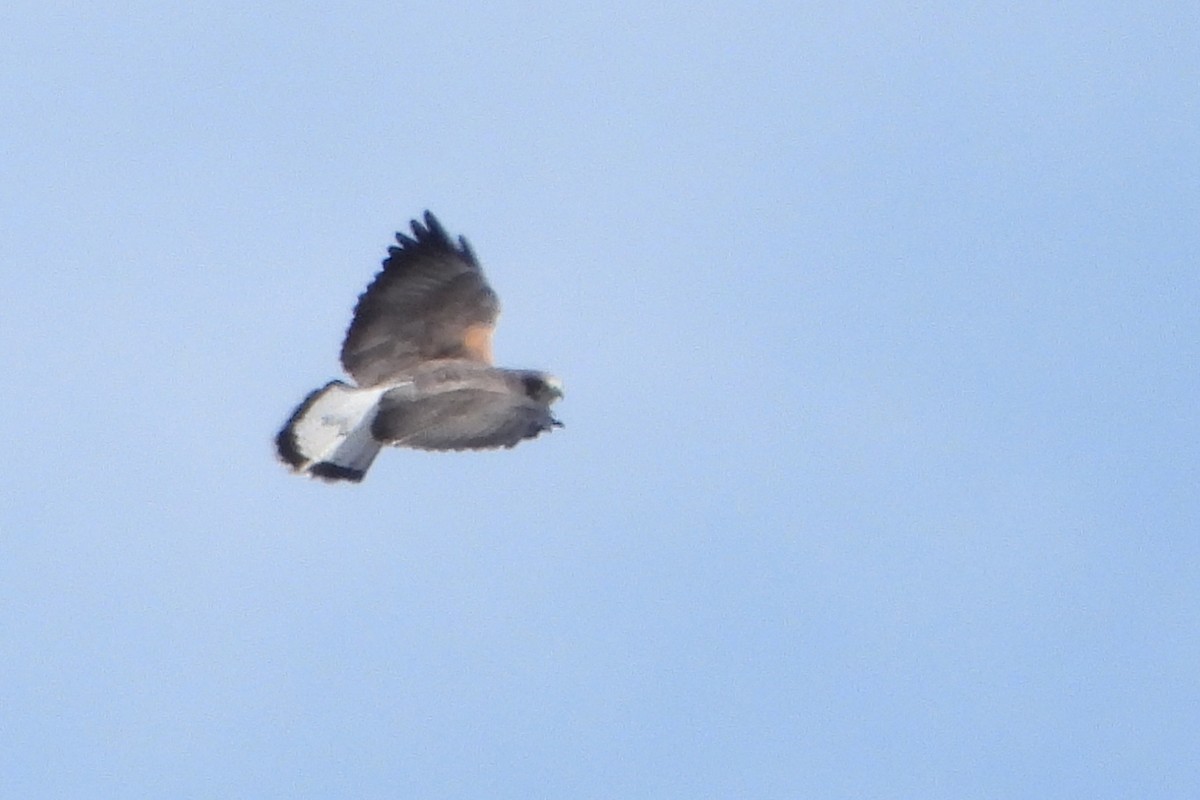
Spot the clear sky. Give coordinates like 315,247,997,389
2,2,1198,798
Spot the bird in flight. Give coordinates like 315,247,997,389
276,211,564,483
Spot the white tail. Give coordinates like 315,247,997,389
275,381,389,483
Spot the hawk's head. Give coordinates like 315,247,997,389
521,372,564,404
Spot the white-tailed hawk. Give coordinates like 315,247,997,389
276,212,563,483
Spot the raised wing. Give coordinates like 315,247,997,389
371,385,560,451
340,212,500,387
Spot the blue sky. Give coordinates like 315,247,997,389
2,2,1198,797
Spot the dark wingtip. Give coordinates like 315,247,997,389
274,429,307,472
308,461,366,483
458,234,477,264
275,425,306,469
422,210,445,237
416,211,457,251
385,210,475,265
275,380,346,471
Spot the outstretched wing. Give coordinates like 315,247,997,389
340,212,500,387
371,385,560,451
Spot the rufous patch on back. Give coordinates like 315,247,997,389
462,323,495,364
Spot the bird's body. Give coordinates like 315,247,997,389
276,212,563,483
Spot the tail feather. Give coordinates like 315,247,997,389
276,381,387,483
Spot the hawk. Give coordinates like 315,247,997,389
276,211,564,483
